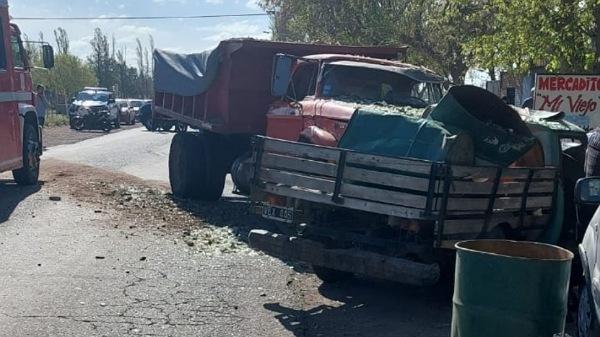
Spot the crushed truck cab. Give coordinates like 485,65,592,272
248,86,587,285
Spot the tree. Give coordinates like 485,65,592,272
33,54,97,106
88,28,116,89
457,0,600,75
53,27,70,55
259,0,480,82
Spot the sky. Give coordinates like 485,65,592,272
9,0,270,66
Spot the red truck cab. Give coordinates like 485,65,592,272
266,54,445,146
0,0,54,185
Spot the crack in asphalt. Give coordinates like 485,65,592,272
1,264,247,336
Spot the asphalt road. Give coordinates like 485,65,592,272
0,128,453,337
44,128,236,196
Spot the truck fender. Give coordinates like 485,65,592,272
299,126,337,147
18,103,42,153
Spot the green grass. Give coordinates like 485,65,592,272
45,113,69,128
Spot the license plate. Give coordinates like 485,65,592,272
261,205,294,223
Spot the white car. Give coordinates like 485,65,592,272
577,177,600,337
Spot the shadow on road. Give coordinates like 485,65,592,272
264,280,452,337
0,179,41,224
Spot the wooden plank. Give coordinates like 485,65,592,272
449,179,555,195
445,195,553,212
451,166,531,180
340,197,426,219
261,153,337,177
445,197,489,211
533,169,557,180
441,214,551,235
260,168,335,193
343,166,431,192
262,137,340,161
451,166,500,180
340,184,428,209
262,183,426,219
528,180,556,194
345,152,433,175
263,183,333,204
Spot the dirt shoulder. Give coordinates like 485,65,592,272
43,124,142,148
40,159,260,255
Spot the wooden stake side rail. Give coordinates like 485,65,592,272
251,136,559,243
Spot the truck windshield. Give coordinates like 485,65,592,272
320,64,442,108
77,91,109,102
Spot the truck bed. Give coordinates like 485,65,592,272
251,136,558,248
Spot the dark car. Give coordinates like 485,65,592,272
69,88,120,129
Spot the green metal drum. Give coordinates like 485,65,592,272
452,240,573,337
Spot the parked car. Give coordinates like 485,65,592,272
70,89,120,129
128,99,145,120
577,177,600,337
115,99,136,125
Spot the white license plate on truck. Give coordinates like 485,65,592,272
261,205,294,223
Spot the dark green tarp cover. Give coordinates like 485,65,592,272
339,86,537,166
153,47,223,97
338,107,461,162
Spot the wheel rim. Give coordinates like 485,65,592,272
580,285,594,337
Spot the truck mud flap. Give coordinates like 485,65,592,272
248,229,440,286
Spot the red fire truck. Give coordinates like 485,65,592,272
0,0,54,185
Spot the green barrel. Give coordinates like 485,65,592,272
452,240,573,337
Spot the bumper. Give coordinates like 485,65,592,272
248,229,440,286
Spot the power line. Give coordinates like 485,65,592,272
12,13,270,21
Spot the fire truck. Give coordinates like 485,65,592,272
0,0,54,185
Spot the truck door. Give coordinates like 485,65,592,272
0,17,20,171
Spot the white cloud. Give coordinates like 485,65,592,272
205,0,224,4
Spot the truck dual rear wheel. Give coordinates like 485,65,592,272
169,132,226,201
13,123,40,186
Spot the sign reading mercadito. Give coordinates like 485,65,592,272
534,74,600,130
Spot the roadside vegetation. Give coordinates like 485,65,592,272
260,0,600,82
44,112,69,128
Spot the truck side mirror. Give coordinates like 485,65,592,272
42,45,55,69
272,54,294,97
576,178,600,205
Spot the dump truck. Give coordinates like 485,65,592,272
153,39,426,200
247,81,587,285
0,0,54,185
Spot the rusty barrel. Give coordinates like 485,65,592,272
452,240,573,337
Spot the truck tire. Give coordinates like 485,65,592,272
13,122,40,186
169,132,226,201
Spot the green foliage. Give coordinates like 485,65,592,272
44,112,70,127
32,53,97,106
259,0,480,82
457,0,595,74
261,0,600,80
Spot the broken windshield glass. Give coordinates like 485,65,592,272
320,64,442,108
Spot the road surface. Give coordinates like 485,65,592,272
0,128,452,337
45,128,236,196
